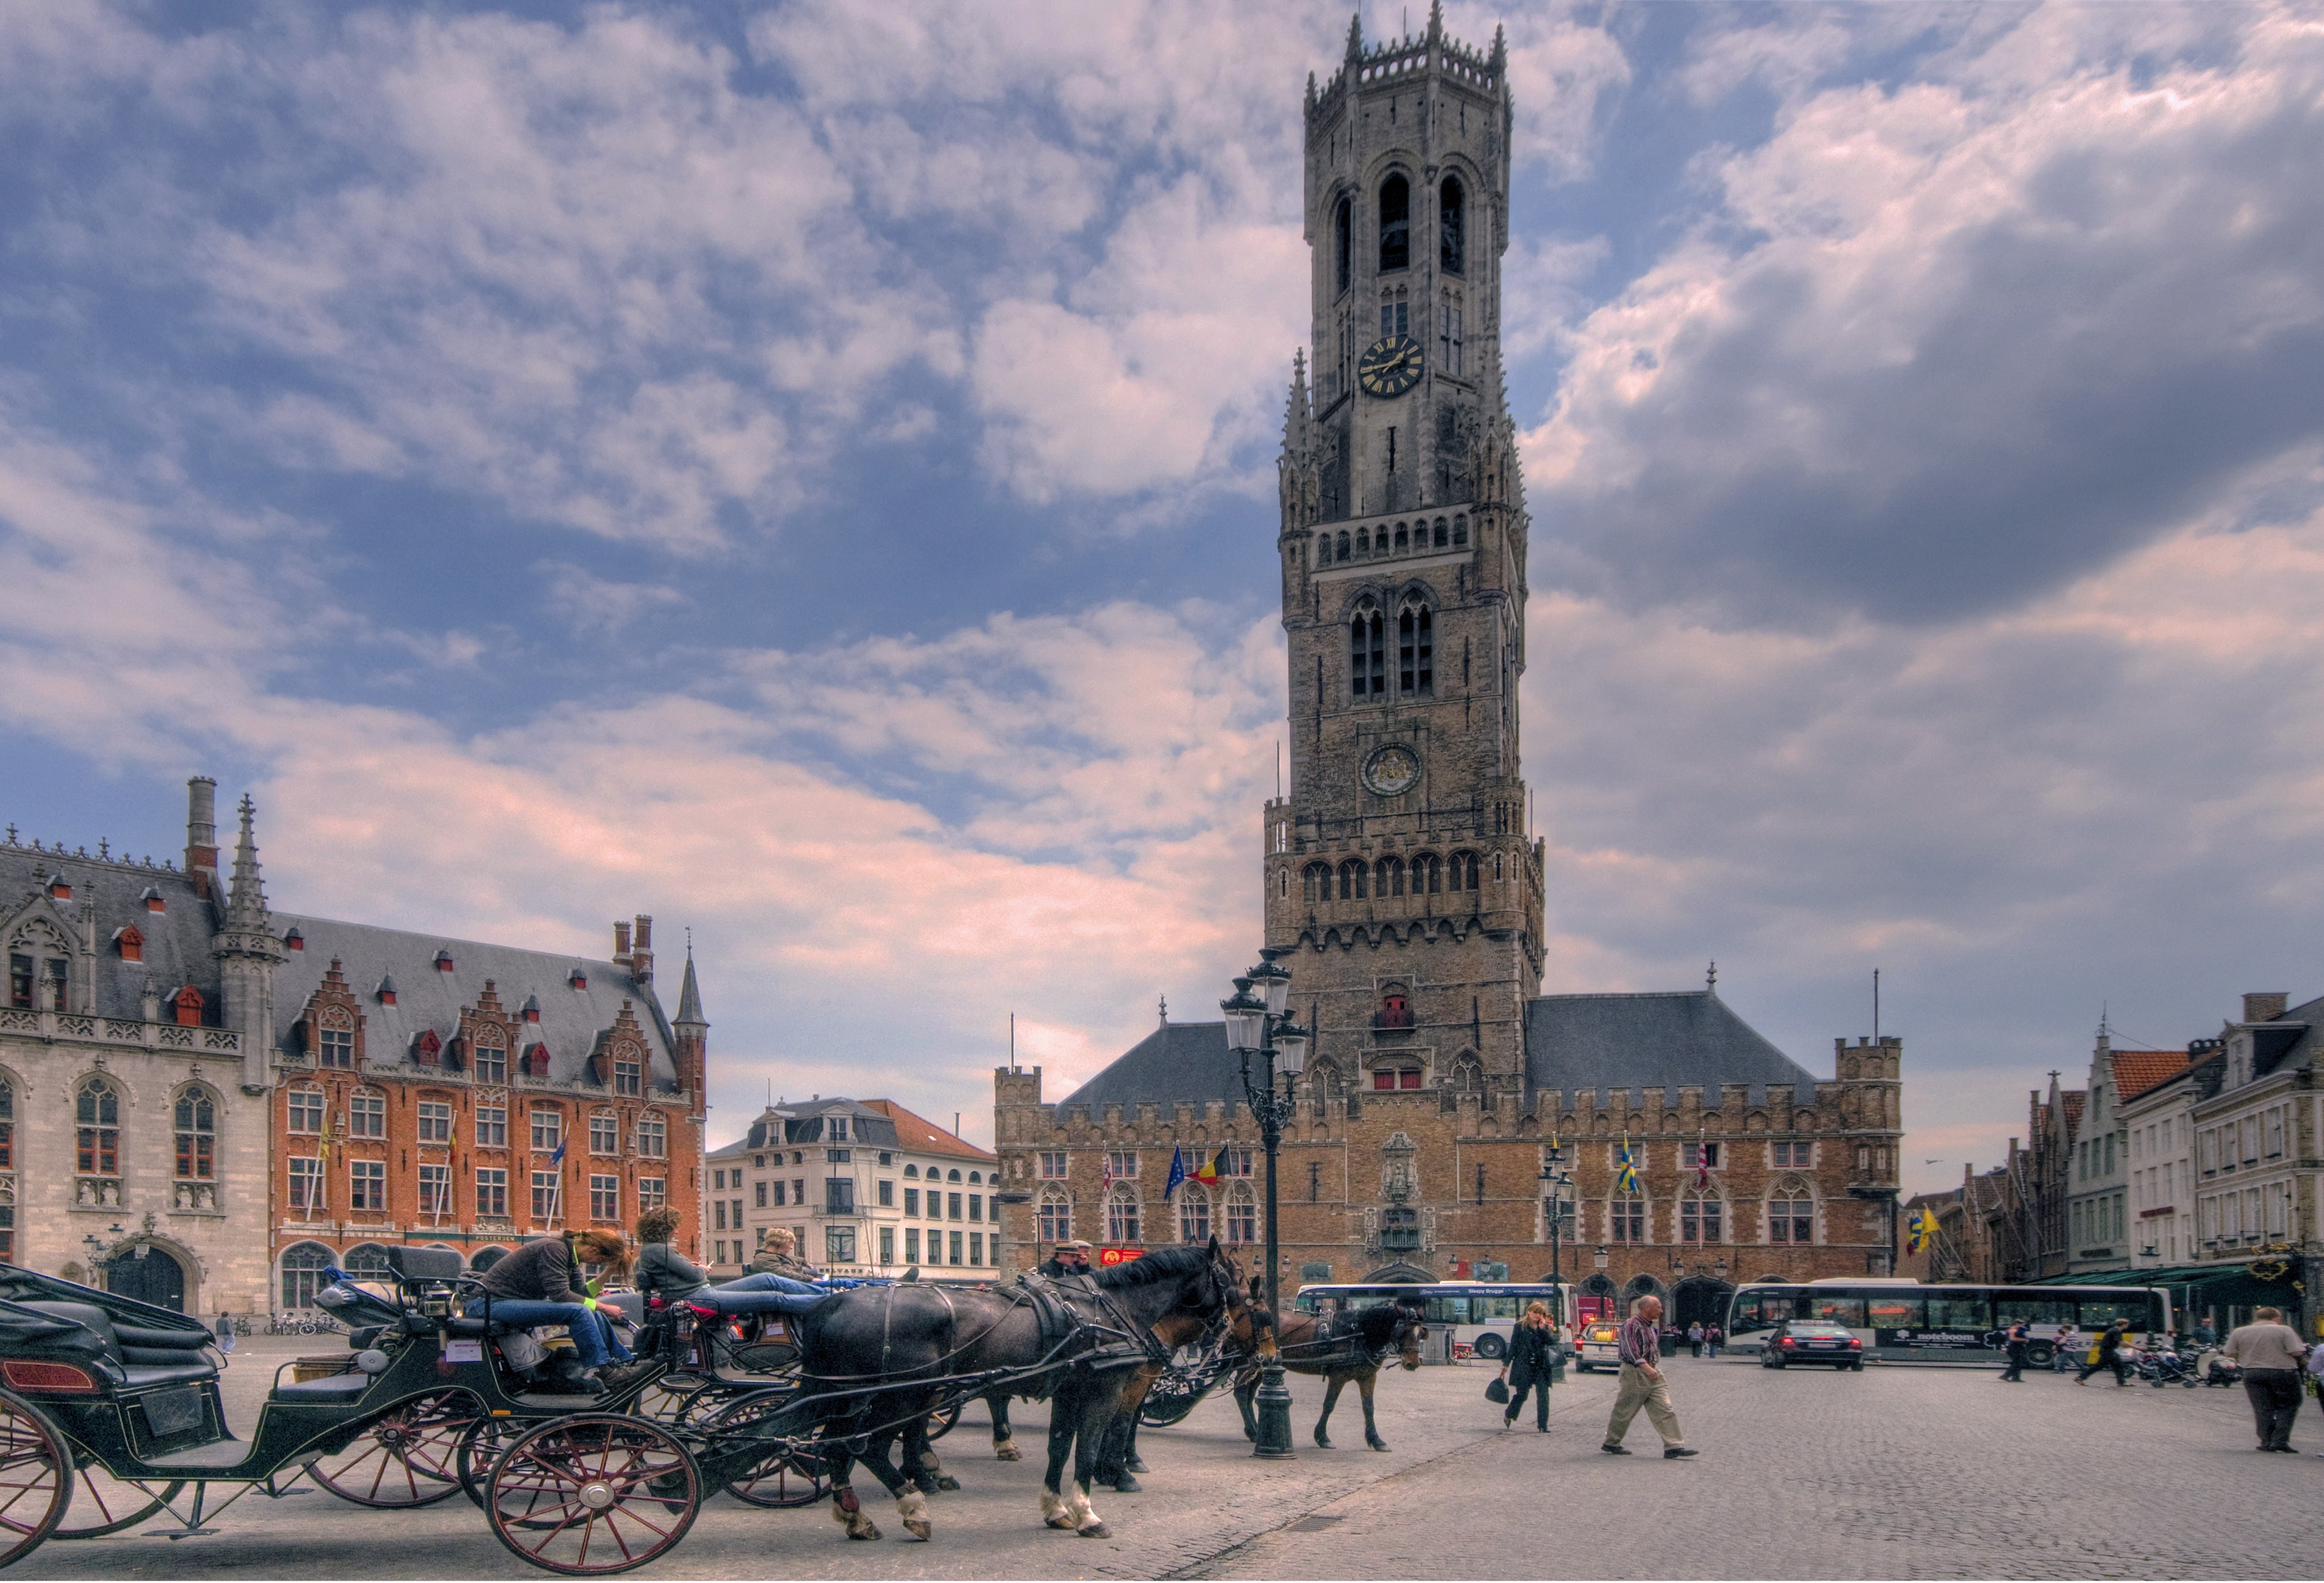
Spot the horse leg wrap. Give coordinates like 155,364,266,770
1069,1484,1108,1538
832,1488,882,1541
994,1435,1023,1462
897,1488,932,1542
1042,1488,1073,1529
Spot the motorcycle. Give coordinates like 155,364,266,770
2135,1345,2199,1388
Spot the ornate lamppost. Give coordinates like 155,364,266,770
1221,956,1310,1461
1538,1146,1573,1289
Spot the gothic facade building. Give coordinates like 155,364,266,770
993,11,1903,1325
0,777,707,1316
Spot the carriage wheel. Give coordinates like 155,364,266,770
0,1389,70,1567
627,1377,698,1426
309,1390,480,1508
50,1463,185,1539
924,1400,963,1441
484,1415,699,1577
702,1388,828,1509
455,1414,520,1511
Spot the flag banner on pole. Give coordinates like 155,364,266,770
1165,1146,1187,1200
1906,1207,1935,1255
1615,1136,1639,1196
1192,1147,1224,1187
1695,1128,1710,1190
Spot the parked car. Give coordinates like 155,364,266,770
1761,1320,1865,1370
1575,1320,1623,1373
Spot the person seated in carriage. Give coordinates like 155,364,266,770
745,1226,826,1284
467,1228,647,1394
631,1207,828,1315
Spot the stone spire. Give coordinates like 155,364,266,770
225,795,268,927
210,792,284,1092
1345,10,1363,62
670,932,709,1105
675,941,706,1028
1427,0,1444,44
1282,350,1311,461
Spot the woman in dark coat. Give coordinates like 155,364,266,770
1499,1301,1560,1432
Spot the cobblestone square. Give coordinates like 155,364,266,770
18,1343,2324,1580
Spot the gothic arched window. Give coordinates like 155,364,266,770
1607,1190,1646,1244
472,1031,507,1085
1355,527,1370,556
1334,196,1353,293
1225,1183,1258,1244
1106,1185,1141,1245
1337,859,1367,901
1440,176,1466,275
281,1242,333,1311
77,1079,119,1180
1433,517,1449,548
1349,603,1386,699
1177,1185,1211,1245
174,1086,216,1181
1769,1188,1814,1244
1336,531,1351,562
318,1005,355,1068
1398,602,1433,695
1449,851,1480,891
1304,862,1330,904
1376,856,1404,896
1453,515,1469,546
1681,1189,1722,1245
1037,1191,1071,1245
1412,853,1441,893
1394,523,1408,551
1379,174,1409,272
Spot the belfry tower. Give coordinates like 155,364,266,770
1265,6,1543,1101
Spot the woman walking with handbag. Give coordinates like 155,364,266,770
1498,1302,1561,1432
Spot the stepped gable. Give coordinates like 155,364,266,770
0,840,222,1017
1057,1020,1237,1113
271,914,683,1090
1523,989,1819,1107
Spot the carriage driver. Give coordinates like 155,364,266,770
1039,1239,1094,1279
632,1207,829,1315
468,1228,647,1395
748,1226,825,1284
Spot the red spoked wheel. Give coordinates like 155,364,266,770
309,1389,481,1508
484,1414,699,1577
50,1463,184,1539
0,1389,70,1567
702,1388,828,1509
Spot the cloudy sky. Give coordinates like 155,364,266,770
4,1,2321,1194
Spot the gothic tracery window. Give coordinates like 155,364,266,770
77,1079,120,1183
1225,1183,1257,1244
1376,856,1404,896
1106,1185,1141,1245
174,1086,216,1181
1334,195,1352,294
1607,1191,1646,1244
1350,602,1386,699
1769,1188,1814,1244
1398,602,1433,695
1379,174,1409,272
1337,860,1367,901
1414,853,1442,893
1178,1186,1211,1245
1303,862,1330,903
1440,176,1465,275
1681,1189,1722,1245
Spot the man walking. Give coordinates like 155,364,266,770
1602,1294,1697,1459
1999,1320,2030,1382
1039,1239,1093,1279
2224,1306,2311,1452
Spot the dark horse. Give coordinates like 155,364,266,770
1227,1299,1426,1451
791,1240,1242,1541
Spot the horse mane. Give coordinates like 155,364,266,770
1093,1245,1211,1290
1354,1302,1411,1349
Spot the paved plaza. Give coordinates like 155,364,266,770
18,1339,2324,1580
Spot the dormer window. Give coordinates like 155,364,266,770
143,887,164,914
829,1116,849,1142
171,985,204,1027
413,1029,441,1066
283,928,304,952
569,967,588,990
434,949,455,973
521,994,541,1023
115,926,144,963
376,975,397,1006
46,876,70,900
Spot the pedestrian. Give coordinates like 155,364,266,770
1499,1302,1560,1432
1706,1323,1723,1359
2076,1318,2135,1387
747,1226,824,1283
2191,1318,2217,1348
2223,1306,2311,1453
1686,1321,1705,1359
1601,1294,1697,1459
1999,1320,2030,1382
2052,1323,2082,1373
1038,1239,1094,1279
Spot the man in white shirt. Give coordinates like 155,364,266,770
2223,1306,2311,1452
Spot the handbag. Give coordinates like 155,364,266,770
1484,1376,1510,1405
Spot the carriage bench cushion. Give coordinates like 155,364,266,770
17,1300,217,1388
270,1374,374,1404
439,1316,520,1339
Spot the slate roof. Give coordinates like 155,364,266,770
273,915,682,1092
1058,1021,1243,1114
0,844,222,1019
1523,990,1819,1107
859,1099,996,1162
714,1098,902,1156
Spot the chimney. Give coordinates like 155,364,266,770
2242,992,2289,1024
629,915,653,985
612,920,631,969
185,776,218,898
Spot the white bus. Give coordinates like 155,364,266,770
1291,1280,1573,1361
1725,1278,2173,1365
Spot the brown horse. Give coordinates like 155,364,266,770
1227,1299,1426,1451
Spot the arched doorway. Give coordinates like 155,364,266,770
1671,1277,1734,1333
1580,1272,1617,1323
105,1244,188,1312
1361,1262,1433,1283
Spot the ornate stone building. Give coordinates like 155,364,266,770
993,11,1904,1328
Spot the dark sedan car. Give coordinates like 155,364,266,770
1761,1320,1866,1370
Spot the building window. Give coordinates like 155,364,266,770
879,1226,895,1265
472,1037,506,1085
756,1180,768,1208
476,1106,507,1148
1607,1193,1645,1244
0,1077,11,1172
1179,1187,1211,1244
349,1090,386,1139
1226,1183,1258,1245
349,1160,386,1211
76,1079,119,1180
530,1109,563,1154
1399,603,1433,695
1439,175,1464,275
1106,1186,1141,1245
1772,1141,1813,1169
590,1175,620,1221
1039,1152,1068,1179
1686,1142,1721,1172
288,1157,325,1215
947,1192,963,1220
1448,851,1479,891
475,1168,508,1219
1350,603,1386,699
418,1164,452,1221
1681,1191,1721,1245
1334,195,1352,293
829,1116,849,1142
1105,1150,1139,1180
827,1179,856,1215
948,1229,964,1265
637,1178,665,1213
319,1013,355,1069
281,1244,332,1311
1769,1189,1813,1243
827,1226,856,1264
417,1101,452,1143
969,1232,984,1265
1223,1148,1253,1178
614,1058,642,1097
903,1187,917,1216
1037,1193,1071,1245
1378,174,1409,271
590,1113,618,1155
969,1194,983,1222
531,1171,561,1221
174,1088,216,1180
1438,301,1463,377
288,1087,324,1135
905,1227,922,1263
636,1114,667,1159
1373,1067,1423,1090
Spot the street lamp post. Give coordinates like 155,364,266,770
1222,957,1310,1462
1593,1243,1610,1325
1537,1147,1573,1291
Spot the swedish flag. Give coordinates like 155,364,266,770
1615,1137,1639,1196
1906,1207,1936,1255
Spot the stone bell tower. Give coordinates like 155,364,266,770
1264,5,1543,1103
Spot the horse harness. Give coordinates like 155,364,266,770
1017,1269,1171,1380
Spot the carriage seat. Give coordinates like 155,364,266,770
269,1373,373,1404
17,1300,217,1388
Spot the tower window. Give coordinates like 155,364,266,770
1433,517,1448,548
1439,303,1463,376
1376,856,1404,896
1378,301,1409,340
1449,851,1480,891
1356,527,1370,556
1349,604,1386,699
1453,516,1469,546
1303,862,1330,903
1394,524,1408,551
1379,175,1409,272
1414,853,1442,893
1336,531,1351,562
1399,603,1433,695
1440,176,1465,276
1337,860,1368,901
1334,196,1352,294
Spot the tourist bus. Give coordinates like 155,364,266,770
1724,1278,2173,1366
1290,1280,1573,1361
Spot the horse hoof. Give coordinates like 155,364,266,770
850,1524,882,1541
1314,1435,1333,1449
914,1475,938,1495
995,1445,1023,1462
1111,1473,1140,1493
1079,1522,1110,1539
1367,1440,1390,1453
904,1520,933,1541
1124,1455,1148,1474
937,1475,961,1492
1047,1518,1076,1531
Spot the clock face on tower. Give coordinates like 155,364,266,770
1357,335,1423,398
1363,744,1423,797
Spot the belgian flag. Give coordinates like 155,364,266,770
1190,1147,1226,1187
